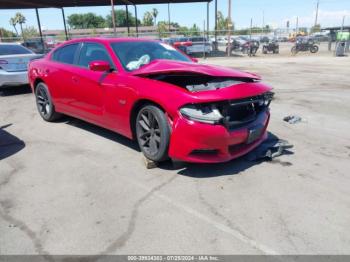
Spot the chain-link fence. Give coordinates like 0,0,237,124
1,27,346,57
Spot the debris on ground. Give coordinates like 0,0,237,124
283,115,302,124
245,134,294,162
264,139,294,160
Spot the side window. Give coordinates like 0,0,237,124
77,43,113,68
52,43,79,64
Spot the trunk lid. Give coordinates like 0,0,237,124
0,54,41,72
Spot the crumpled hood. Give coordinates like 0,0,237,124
131,59,261,80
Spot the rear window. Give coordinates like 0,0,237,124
52,43,79,65
0,44,32,55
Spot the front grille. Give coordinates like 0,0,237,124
218,92,273,130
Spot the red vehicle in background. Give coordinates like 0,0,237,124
28,38,273,164
164,37,193,54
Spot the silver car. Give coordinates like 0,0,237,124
0,43,42,88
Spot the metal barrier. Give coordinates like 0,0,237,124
0,28,339,57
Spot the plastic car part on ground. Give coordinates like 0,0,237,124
245,134,293,162
283,115,302,124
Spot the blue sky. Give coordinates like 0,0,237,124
0,0,349,32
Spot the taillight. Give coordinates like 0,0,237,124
0,60,8,64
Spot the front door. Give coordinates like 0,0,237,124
69,42,115,125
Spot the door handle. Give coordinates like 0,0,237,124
72,76,79,83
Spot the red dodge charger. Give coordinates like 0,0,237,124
28,37,273,163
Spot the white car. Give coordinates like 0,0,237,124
0,43,42,88
186,37,212,55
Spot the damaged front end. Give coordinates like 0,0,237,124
145,73,260,92
180,92,274,130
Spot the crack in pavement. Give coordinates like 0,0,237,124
113,174,279,255
0,205,54,262
196,181,264,254
0,161,53,261
99,174,178,254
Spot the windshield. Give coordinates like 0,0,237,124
111,41,192,71
0,44,32,56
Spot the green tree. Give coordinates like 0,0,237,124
216,11,232,32
22,26,38,39
15,12,26,39
142,11,153,26
178,26,190,36
310,24,321,33
151,8,159,26
67,13,106,29
0,27,16,40
191,24,201,36
9,17,18,36
157,21,169,37
299,27,308,34
106,9,140,27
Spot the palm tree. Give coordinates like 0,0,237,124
15,12,26,40
151,8,158,26
9,17,18,36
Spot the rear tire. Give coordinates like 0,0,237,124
35,82,62,122
291,46,298,55
136,105,170,162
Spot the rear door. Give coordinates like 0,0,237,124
47,43,80,112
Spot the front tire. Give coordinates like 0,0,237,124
310,45,319,53
136,105,170,162
35,82,62,122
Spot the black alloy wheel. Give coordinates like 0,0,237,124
35,82,61,121
136,105,170,162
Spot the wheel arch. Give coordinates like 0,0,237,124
33,78,45,91
129,99,167,140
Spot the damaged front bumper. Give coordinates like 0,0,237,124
169,109,270,163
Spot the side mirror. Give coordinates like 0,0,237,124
89,60,111,72
191,57,198,63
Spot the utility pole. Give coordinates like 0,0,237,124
214,0,218,48
110,0,116,36
262,10,265,34
250,17,253,40
168,3,171,33
296,16,299,33
227,0,232,56
314,0,319,27
341,15,345,32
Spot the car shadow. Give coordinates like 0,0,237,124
58,117,293,176
158,132,294,178
0,85,32,97
63,116,140,151
0,124,26,161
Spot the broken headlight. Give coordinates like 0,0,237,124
180,104,223,124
